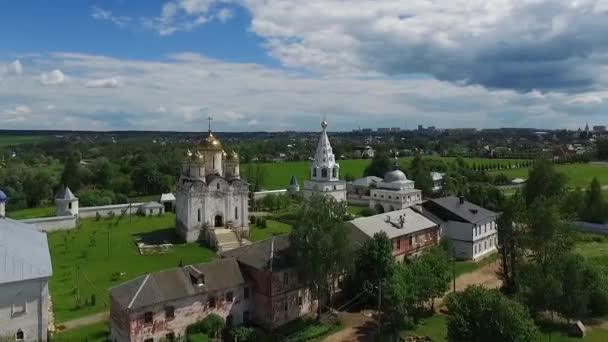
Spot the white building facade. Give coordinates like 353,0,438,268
302,121,347,202
175,131,250,248
0,199,53,342
422,196,498,261
369,165,422,213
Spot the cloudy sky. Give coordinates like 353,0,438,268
1,0,608,131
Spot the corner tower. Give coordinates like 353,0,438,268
302,120,347,202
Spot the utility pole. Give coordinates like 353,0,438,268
452,251,456,292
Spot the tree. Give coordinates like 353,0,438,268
22,170,54,207
446,285,538,342
583,178,607,223
466,183,504,211
231,326,258,342
410,247,451,310
496,193,525,293
597,138,608,160
289,194,352,318
355,232,395,301
60,151,82,192
363,152,391,178
409,154,433,196
91,157,114,188
523,159,567,205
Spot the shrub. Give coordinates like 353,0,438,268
230,326,258,342
359,207,376,217
186,314,224,338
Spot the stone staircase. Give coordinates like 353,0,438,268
214,228,244,252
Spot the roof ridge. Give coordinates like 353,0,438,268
128,274,150,309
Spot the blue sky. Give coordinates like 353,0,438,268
1,0,608,131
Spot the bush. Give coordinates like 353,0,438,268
230,326,258,342
79,189,115,206
186,314,224,338
359,207,376,217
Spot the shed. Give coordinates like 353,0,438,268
139,202,164,216
160,193,176,212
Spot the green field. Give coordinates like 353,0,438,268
0,135,48,147
405,313,608,342
7,205,55,219
53,321,110,341
491,163,608,188
242,157,528,191
249,219,292,242
49,213,217,323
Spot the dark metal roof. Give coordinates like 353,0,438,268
425,196,497,224
221,234,292,271
110,257,245,310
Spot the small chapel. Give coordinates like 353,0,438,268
175,122,250,251
302,120,347,202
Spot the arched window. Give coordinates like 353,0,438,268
15,330,24,341
235,206,239,220
321,168,328,178
332,167,337,178
312,168,317,177
217,183,220,190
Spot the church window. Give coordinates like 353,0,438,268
396,239,401,250
381,195,384,198
333,185,336,190
284,302,288,311
144,312,153,324
68,202,72,209
388,195,392,199
298,296,303,306
12,295,25,316
15,330,24,341
332,167,337,177
217,183,220,190
409,236,413,246
197,209,201,222
312,168,317,177
321,168,328,178
235,206,238,220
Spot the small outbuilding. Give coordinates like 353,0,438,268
139,202,164,216
159,193,176,212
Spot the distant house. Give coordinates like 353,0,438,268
352,146,375,159
348,207,440,262
422,196,498,261
347,176,382,197
0,203,53,341
430,172,444,192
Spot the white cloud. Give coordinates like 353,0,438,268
45,104,56,110
143,0,214,35
8,60,23,75
85,77,120,88
216,8,233,23
92,6,131,28
40,69,65,85
567,94,604,105
0,51,605,131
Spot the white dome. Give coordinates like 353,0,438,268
384,169,408,183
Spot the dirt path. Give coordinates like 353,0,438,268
322,261,501,342
55,311,109,332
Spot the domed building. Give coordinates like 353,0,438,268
302,120,347,202
369,163,422,213
175,128,249,249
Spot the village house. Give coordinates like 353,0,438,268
109,235,315,341
0,190,53,342
422,196,498,261
348,207,440,262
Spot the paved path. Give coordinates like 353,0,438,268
55,311,109,332
322,261,501,342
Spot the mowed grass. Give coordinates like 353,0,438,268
454,253,498,278
242,157,528,191
53,321,109,341
49,213,217,323
0,135,48,147
249,219,292,242
490,163,608,188
7,205,55,219
404,313,608,342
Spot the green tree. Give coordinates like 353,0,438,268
583,178,607,223
411,247,451,310
496,193,525,293
409,154,433,196
523,159,567,205
446,285,538,342
290,194,352,318
60,151,82,192
22,170,54,207
355,231,395,300
91,157,114,188
363,152,392,178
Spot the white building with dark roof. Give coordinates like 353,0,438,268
302,120,347,202
0,192,53,341
422,196,498,261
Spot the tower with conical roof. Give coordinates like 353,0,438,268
0,188,7,218
302,120,347,201
175,121,249,247
55,186,79,217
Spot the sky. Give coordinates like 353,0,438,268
1,0,608,132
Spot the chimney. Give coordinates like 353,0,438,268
459,196,465,205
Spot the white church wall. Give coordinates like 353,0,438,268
0,278,50,342
78,203,143,218
20,216,76,232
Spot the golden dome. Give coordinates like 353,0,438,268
226,150,239,162
201,132,223,150
185,149,205,162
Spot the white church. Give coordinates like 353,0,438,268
175,126,250,251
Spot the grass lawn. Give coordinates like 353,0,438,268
0,135,49,147
490,163,608,189
49,213,217,323
53,321,109,341
242,157,528,191
404,313,608,342
249,219,292,242
275,317,343,342
347,205,367,216
454,252,498,278
7,205,55,219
